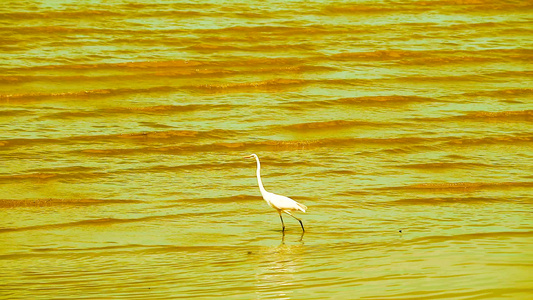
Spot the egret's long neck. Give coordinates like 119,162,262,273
254,156,267,195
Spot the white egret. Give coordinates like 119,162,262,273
244,154,307,232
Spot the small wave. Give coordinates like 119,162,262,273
337,95,435,105
0,75,32,84
1,71,231,84
331,49,531,65
287,95,437,109
110,104,236,114
463,88,533,98
214,137,431,150
414,110,533,123
488,70,533,78
188,78,306,93
388,196,514,206
382,145,440,155
114,129,237,141
391,71,527,84
333,50,421,60
283,120,388,131
446,135,533,146
69,129,237,145
395,162,492,170
0,171,106,183
0,89,113,101
323,4,421,14
460,110,533,122
0,109,30,117
411,230,533,245
27,166,97,173
196,25,332,36
5,134,449,153
10,59,205,72
1,65,333,87
127,159,314,175
11,57,308,73
133,9,205,19
80,149,127,155
0,198,142,208
388,181,533,191
115,130,200,139
186,44,241,52
254,65,336,74
131,162,248,173
405,55,498,65
0,25,97,35
78,137,437,156
395,74,490,83
0,137,60,148
83,60,205,69
174,195,259,204
0,213,219,233
334,190,373,197
0,10,123,21
44,104,233,119
0,129,224,148
188,43,317,53
0,173,59,181
0,217,137,233
418,0,533,11
0,86,176,102
43,110,100,119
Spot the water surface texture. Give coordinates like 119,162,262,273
1,0,532,299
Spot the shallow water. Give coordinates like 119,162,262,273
1,0,532,299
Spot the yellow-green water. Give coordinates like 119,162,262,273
1,0,532,299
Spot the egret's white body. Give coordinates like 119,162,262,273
244,154,307,231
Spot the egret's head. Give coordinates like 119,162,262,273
244,154,257,159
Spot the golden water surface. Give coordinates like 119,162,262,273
1,0,532,299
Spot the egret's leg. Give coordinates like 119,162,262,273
278,211,285,231
284,211,305,232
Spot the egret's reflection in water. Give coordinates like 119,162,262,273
254,232,305,299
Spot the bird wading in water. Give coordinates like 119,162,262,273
244,154,307,232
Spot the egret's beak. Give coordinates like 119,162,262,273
243,155,253,159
